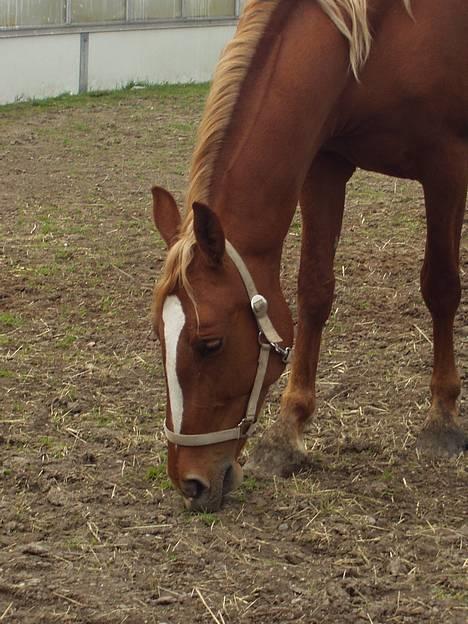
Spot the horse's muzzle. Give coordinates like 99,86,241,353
181,461,243,512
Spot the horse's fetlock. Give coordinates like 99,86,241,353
281,391,315,425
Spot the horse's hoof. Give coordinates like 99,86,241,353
244,434,313,478
416,423,467,457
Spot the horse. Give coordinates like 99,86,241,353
151,0,467,512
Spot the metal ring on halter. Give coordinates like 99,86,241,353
258,331,292,364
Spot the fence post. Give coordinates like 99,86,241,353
79,32,89,94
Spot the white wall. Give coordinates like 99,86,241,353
0,33,80,104
0,24,236,105
88,25,235,91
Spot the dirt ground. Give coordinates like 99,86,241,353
0,85,467,624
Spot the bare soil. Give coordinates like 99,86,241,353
0,85,467,624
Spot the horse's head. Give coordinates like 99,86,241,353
151,187,293,511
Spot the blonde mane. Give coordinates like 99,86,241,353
154,0,411,311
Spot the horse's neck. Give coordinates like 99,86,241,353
210,0,351,263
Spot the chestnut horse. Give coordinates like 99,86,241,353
151,0,467,512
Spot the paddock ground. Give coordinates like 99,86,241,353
0,85,467,623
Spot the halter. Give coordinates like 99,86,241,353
164,240,293,447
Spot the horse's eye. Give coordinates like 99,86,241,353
196,338,223,356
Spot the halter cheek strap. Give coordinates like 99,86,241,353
163,239,293,447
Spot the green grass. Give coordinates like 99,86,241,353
0,82,210,113
57,333,77,349
197,512,219,527
38,436,69,458
0,312,22,328
432,587,468,605
0,369,15,379
146,464,172,490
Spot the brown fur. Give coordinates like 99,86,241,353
154,0,412,313
152,0,467,510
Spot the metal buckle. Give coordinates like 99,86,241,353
239,417,257,437
251,294,268,318
272,342,292,364
258,331,292,364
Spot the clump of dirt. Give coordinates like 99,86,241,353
0,86,466,623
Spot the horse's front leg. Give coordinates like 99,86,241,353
417,154,467,456
246,153,355,477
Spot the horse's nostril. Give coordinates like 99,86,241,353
180,478,208,500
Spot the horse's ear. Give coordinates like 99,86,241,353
151,186,181,248
192,202,225,265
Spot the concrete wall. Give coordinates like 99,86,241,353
88,25,235,91
0,22,236,105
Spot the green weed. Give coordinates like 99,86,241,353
0,369,15,379
146,464,172,490
197,512,219,527
57,333,77,349
0,312,22,328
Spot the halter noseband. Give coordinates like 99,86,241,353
163,240,293,447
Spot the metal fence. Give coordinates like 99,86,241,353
0,0,245,29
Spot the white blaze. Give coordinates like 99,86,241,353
162,295,186,434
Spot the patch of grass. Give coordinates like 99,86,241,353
39,436,53,448
382,468,393,481
38,436,68,458
57,333,77,349
54,248,74,262
73,121,91,132
241,475,259,493
233,475,259,503
34,265,55,277
0,312,22,328
197,512,219,527
432,587,468,605
40,216,59,236
146,464,171,490
0,83,210,113
100,296,114,313
85,408,117,428
0,369,15,379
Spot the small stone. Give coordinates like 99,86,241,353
5,521,19,533
22,542,49,557
388,556,401,576
154,595,178,605
82,452,97,465
278,523,289,531
67,401,82,414
47,487,67,507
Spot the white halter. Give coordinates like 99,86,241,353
163,240,292,447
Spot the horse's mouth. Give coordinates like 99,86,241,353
183,462,243,512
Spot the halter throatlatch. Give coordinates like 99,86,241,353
163,240,293,447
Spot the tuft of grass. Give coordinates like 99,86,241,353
146,464,171,490
234,475,259,502
0,369,15,379
241,475,258,493
197,512,219,527
57,333,77,349
0,312,22,328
